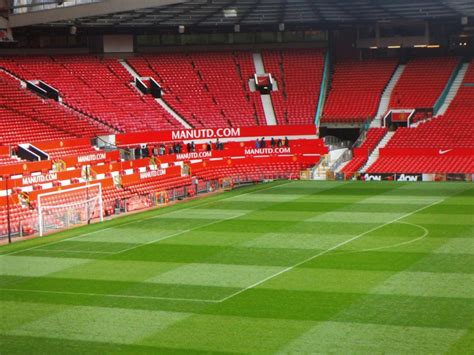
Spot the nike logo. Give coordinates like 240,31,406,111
439,149,453,155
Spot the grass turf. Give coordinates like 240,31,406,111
0,180,473,354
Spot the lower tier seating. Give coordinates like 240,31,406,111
0,153,20,167
43,145,100,160
367,155,474,174
342,128,387,174
193,161,312,182
124,175,193,197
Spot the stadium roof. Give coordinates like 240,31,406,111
9,0,474,29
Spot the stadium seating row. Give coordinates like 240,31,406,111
367,60,473,173
323,58,397,122
342,128,387,174
262,49,325,125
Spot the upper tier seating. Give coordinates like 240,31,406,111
191,52,262,127
389,57,458,109
322,58,398,122
0,71,111,145
127,52,264,128
262,49,325,125
233,52,266,125
0,56,182,133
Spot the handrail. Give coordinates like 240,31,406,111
434,59,463,114
315,50,331,128
330,149,352,172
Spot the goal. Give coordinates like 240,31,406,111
37,183,103,236
220,177,234,191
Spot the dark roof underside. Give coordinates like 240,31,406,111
38,0,474,29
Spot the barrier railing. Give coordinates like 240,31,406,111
433,59,463,114
315,50,331,128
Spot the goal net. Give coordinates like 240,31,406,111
220,177,234,191
37,183,103,236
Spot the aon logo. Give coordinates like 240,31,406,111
364,174,382,181
397,174,419,182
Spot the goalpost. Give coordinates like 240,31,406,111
37,183,103,236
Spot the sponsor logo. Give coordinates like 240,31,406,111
171,128,241,140
438,149,453,155
22,173,57,185
52,159,67,172
140,169,166,179
77,153,106,163
364,174,382,181
176,151,212,160
244,147,291,155
396,174,419,182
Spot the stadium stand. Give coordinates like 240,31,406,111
192,160,312,182
124,174,193,197
128,52,265,128
0,56,182,133
0,50,472,238
233,51,267,125
383,62,473,150
262,49,325,125
342,128,387,175
322,58,398,122
0,204,37,236
0,152,19,167
367,61,473,174
40,143,101,160
389,57,459,109
0,71,111,144
366,155,474,174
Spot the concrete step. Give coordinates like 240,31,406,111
371,64,406,128
359,131,395,172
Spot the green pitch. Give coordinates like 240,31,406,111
1,181,473,354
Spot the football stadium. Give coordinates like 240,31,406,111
0,0,473,353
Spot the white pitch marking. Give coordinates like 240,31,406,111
111,211,248,255
0,288,221,303
1,181,294,257
217,198,444,303
33,249,116,255
332,221,429,255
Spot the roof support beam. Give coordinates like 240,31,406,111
9,0,187,28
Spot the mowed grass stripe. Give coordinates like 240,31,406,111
0,275,239,301
0,181,472,354
0,180,295,256
217,197,447,302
